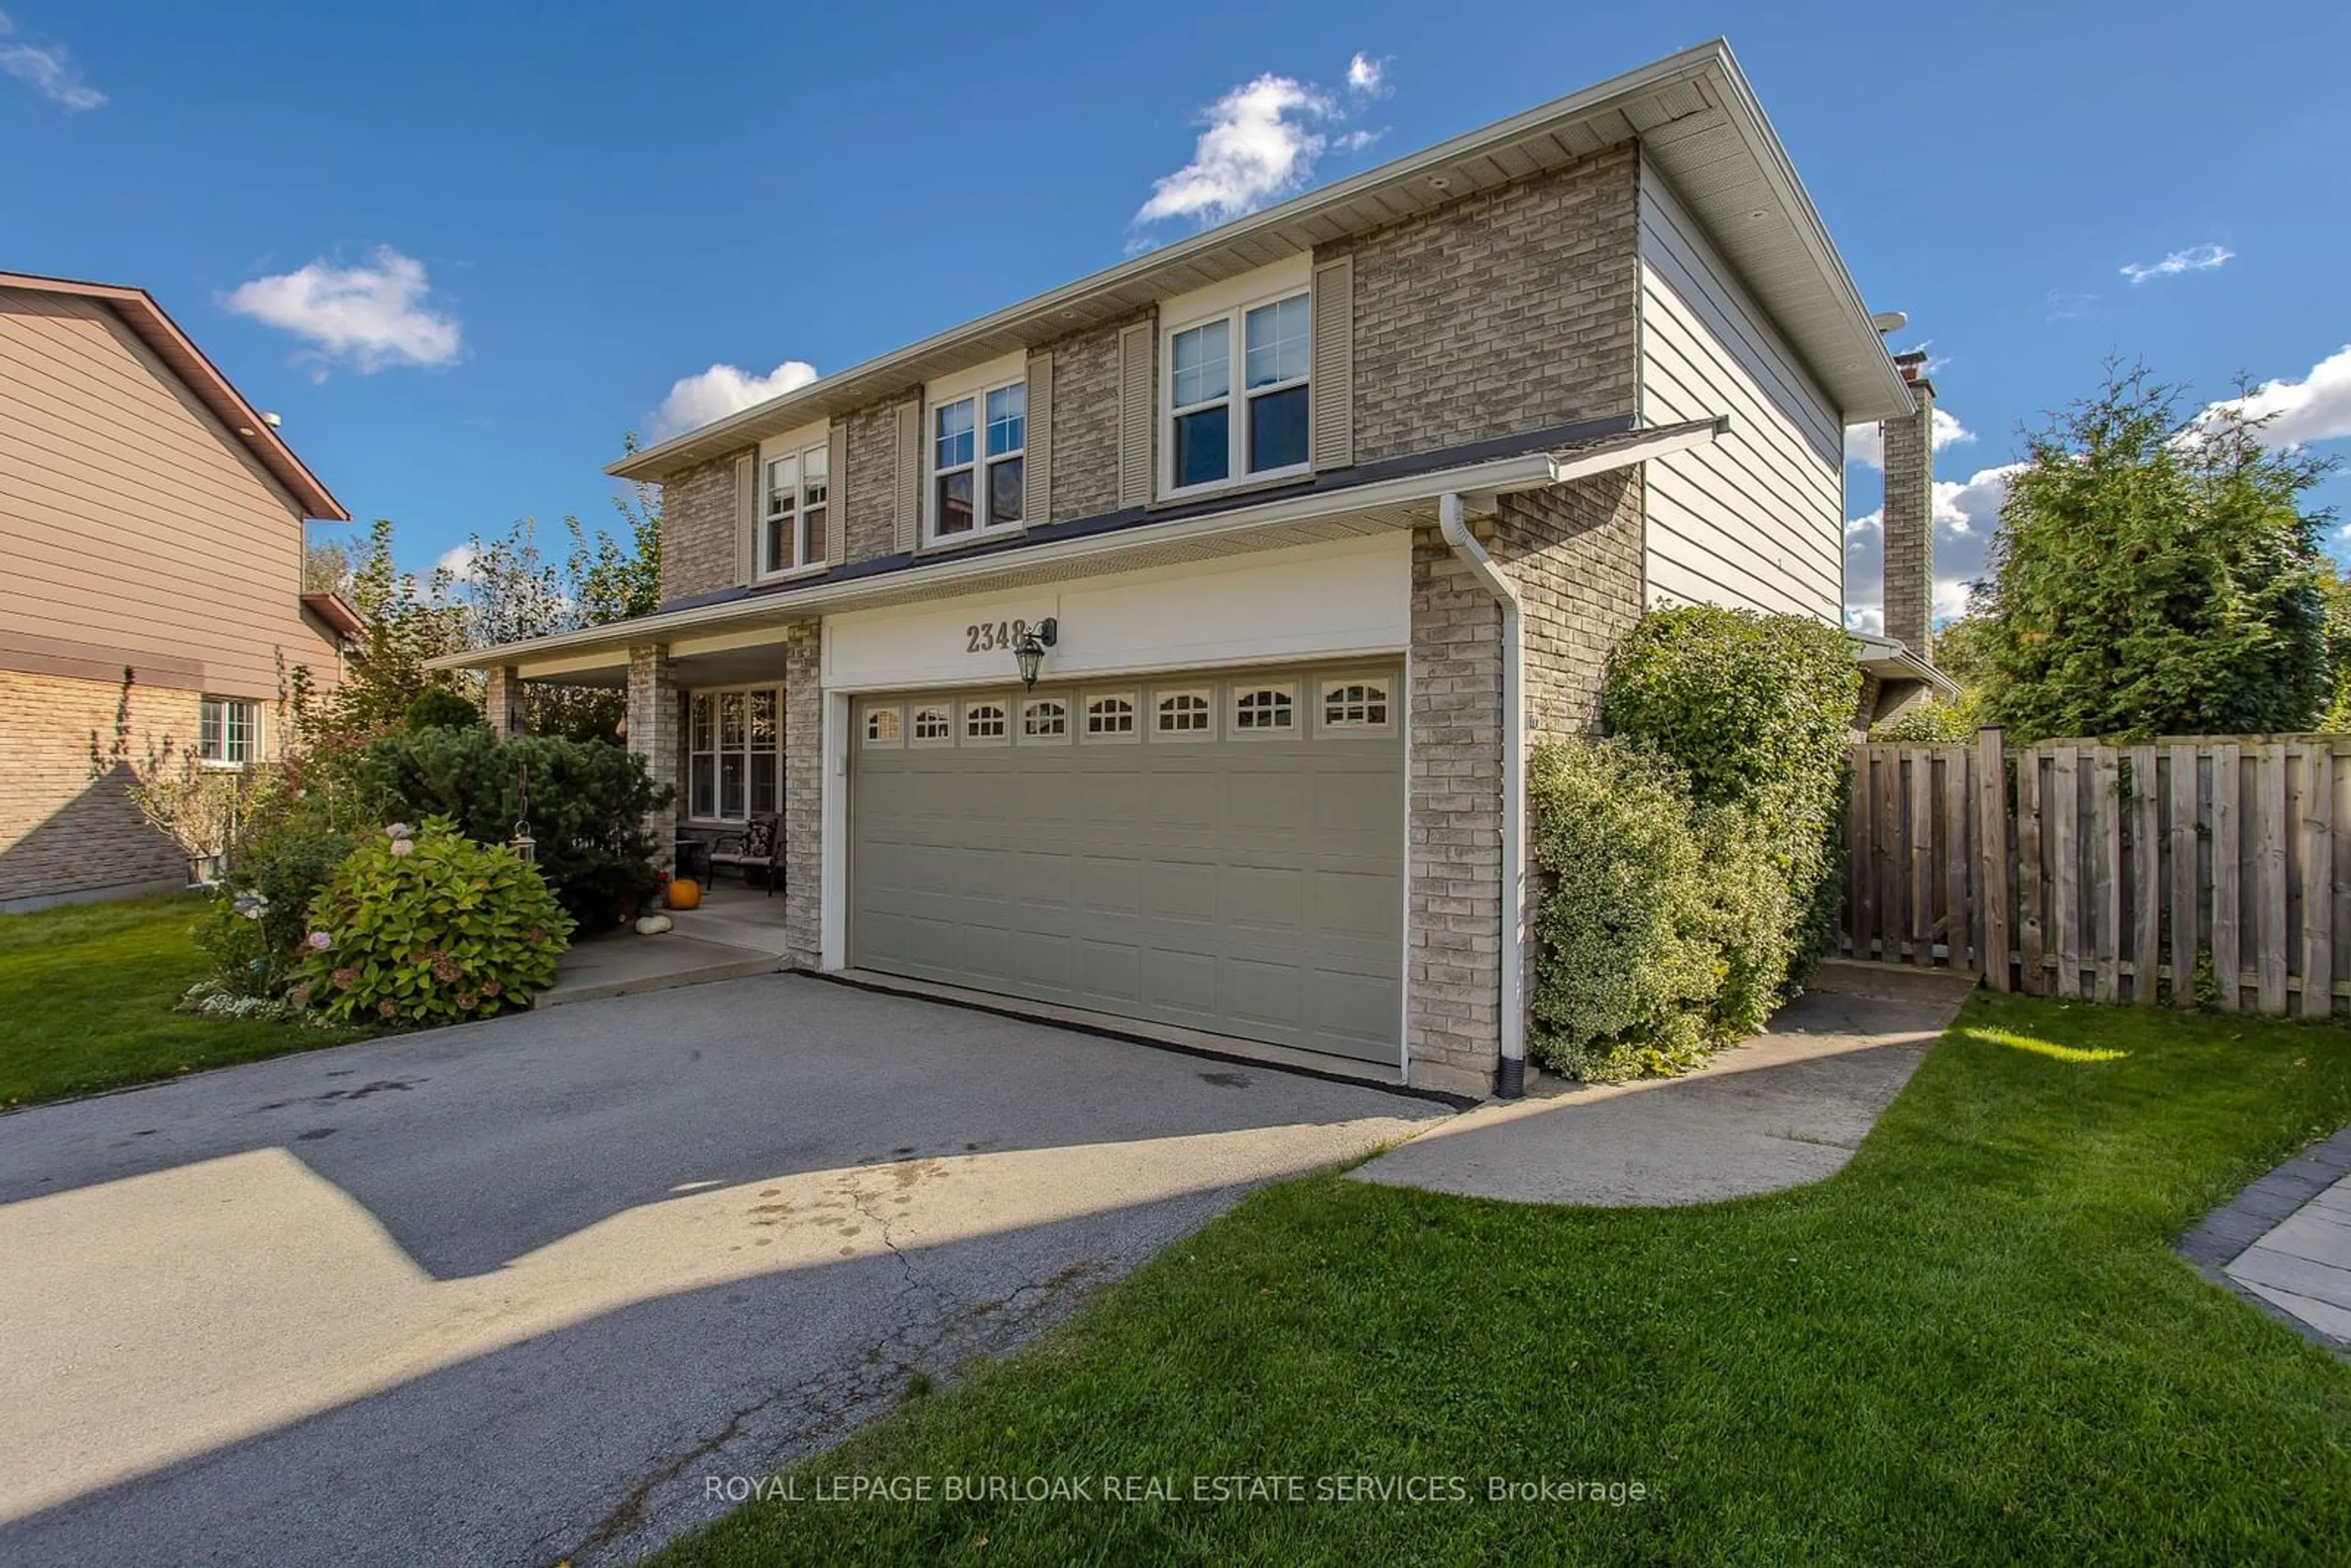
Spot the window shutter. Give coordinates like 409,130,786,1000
1024,350,1053,525
893,399,921,554
826,423,849,566
1310,255,1354,471
1117,319,1153,508
733,451,757,584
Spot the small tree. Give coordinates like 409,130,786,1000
1970,364,2336,741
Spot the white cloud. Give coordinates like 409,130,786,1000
2044,288,2102,323
1132,54,1388,232
433,542,478,579
2197,344,2351,448
2120,243,2233,285
1844,406,1974,469
0,10,106,110
223,247,460,375
649,359,819,438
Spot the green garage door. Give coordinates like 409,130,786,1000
850,664,1403,1063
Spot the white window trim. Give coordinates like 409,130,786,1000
861,702,904,749
197,694,259,770
1018,695,1072,745
924,351,1029,547
687,685,784,822
757,422,833,581
1229,681,1298,738
1318,673,1395,737
1160,264,1314,502
962,696,1012,748
1079,690,1140,745
908,701,956,748
1151,686,1217,742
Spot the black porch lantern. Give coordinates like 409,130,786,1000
509,761,537,865
1012,618,1058,690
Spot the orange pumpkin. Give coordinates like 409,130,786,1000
665,877,703,911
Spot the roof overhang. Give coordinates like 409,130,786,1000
435,418,1723,679
299,590,368,640
1850,631,1960,702
0,271,350,522
611,38,1908,484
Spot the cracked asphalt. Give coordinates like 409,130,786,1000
0,973,1442,1566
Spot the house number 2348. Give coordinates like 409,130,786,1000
964,618,1039,655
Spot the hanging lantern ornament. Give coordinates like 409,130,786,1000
510,761,536,865
1011,617,1059,691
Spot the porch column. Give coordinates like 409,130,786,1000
781,621,823,969
484,664,526,738
626,643,680,874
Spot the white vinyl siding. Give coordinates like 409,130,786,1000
1636,156,1845,624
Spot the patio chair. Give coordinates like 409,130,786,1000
707,813,784,895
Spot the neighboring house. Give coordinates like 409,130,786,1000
437,40,1943,1097
0,272,357,912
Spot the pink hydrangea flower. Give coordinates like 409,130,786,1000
386,822,411,839
377,999,399,1018
456,991,479,1011
331,967,359,989
306,931,331,951
390,838,414,857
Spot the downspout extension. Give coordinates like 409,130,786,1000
1436,493,1527,1100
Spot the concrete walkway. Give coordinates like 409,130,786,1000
2181,1127,2351,1349
534,928,779,1008
1354,961,1978,1206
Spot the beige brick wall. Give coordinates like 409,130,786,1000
1041,317,1135,523
660,454,743,604
1,669,218,906
1405,468,1646,1094
841,400,900,564
625,645,681,871
1335,143,1641,464
781,621,823,966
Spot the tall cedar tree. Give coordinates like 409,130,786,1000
1971,364,2336,741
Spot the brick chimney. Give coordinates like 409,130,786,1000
1880,351,1934,661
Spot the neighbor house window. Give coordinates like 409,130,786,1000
931,381,1024,540
688,687,781,820
760,439,829,576
1165,289,1310,493
198,696,257,767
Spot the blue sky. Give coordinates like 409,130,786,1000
7,0,2349,628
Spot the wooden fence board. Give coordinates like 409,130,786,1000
1847,757,1872,962
2052,748,2082,999
2017,750,2045,996
2257,744,2289,1013
2169,743,2197,1008
2213,743,2241,1012
1979,729,2011,991
2303,746,2334,1018
1943,746,1970,971
2094,747,2121,1003
1910,751,1935,969
2129,745,2160,1004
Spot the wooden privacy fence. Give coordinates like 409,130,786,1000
1842,730,2351,1016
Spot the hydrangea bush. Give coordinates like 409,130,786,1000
293,818,573,1026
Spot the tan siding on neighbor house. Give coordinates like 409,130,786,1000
1636,159,1845,623
0,287,341,700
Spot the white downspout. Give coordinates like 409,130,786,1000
1437,493,1526,1099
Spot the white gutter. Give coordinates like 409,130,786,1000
1436,492,1528,1100
430,420,1725,675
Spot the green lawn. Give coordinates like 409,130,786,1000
0,894,365,1108
658,995,2351,1566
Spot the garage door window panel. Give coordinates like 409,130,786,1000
1321,676,1392,735
910,702,956,747
1082,692,1138,743
1153,687,1215,741
964,697,1011,746
1232,683,1296,735
863,704,904,748
1019,697,1070,743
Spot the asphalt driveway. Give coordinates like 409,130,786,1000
0,974,1442,1566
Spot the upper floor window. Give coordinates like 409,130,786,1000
932,381,1024,540
760,438,829,576
1165,289,1310,495
198,696,257,768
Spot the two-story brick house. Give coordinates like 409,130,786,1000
1,272,357,911
438,41,1922,1097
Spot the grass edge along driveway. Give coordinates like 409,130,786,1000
654,993,2351,1567
0,894,365,1109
